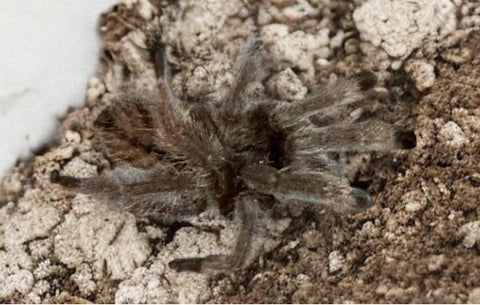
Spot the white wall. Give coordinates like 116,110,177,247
0,0,118,178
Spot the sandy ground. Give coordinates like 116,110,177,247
1,0,479,303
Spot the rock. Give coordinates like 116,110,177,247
401,190,427,212
267,68,307,100
65,130,81,143
468,287,480,304
405,60,436,91
438,121,470,147
353,0,456,59
427,254,446,272
328,251,344,273
459,221,480,249
261,24,330,76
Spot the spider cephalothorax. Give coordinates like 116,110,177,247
52,40,416,272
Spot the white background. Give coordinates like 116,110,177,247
0,0,118,178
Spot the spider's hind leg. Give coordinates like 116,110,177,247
169,195,257,272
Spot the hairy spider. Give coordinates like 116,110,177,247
51,40,416,272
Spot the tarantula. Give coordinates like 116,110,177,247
51,40,416,272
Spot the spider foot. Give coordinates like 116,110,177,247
169,254,238,273
169,257,204,273
50,170,81,188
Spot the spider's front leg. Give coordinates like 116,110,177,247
220,39,263,118
169,195,257,272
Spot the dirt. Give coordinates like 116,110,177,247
1,0,479,303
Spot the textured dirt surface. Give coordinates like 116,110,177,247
1,0,479,303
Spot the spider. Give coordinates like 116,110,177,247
51,40,416,272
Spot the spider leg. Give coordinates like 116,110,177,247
220,40,263,120
274,71,377,128
152,47,230,167
51,166,207,221
288,153,342,176
293,118,416,153
169,194,257,272
93,101,164,168
153,45,184,114
240,164,372,214
92,46,196,166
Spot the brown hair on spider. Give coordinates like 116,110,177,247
51,40,416,272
